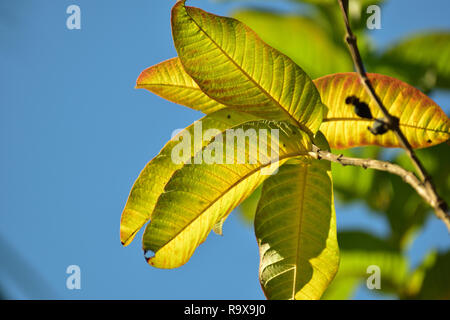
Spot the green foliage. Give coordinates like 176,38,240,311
323,231,408,299
377,32,450,91
335,143,450,248
413,250,450,299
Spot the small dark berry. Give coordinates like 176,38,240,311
345,95,359,105
354,101,373,119
346,96,373,119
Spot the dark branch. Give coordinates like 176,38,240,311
336,0,450,230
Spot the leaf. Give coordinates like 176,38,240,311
143,120,312,268
136,57,225,114
232,10,352,79
380,32,450,90
171,1,325,135
120,109,257,246
255,132,339,300
314,73,450,149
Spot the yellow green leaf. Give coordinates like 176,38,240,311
143,120,312,269
136,57,225,114
314,73,450,149
255,132,339,300
120,109,257,246
171,1,325,135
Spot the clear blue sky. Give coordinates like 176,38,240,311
0,0,449,299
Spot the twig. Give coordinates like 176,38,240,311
336,0,450,230
309,146,450,230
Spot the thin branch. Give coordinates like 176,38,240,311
336,0,450,230
309,146,450,231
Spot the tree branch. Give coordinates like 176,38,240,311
309,146,450,230
336,0,450,230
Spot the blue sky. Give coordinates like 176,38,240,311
0,0,449,299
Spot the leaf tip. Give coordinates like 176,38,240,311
120,227,137,247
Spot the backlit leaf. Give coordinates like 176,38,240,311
171,1,325,135
255,132,339,300
143,120,312,268
314,73,450,149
